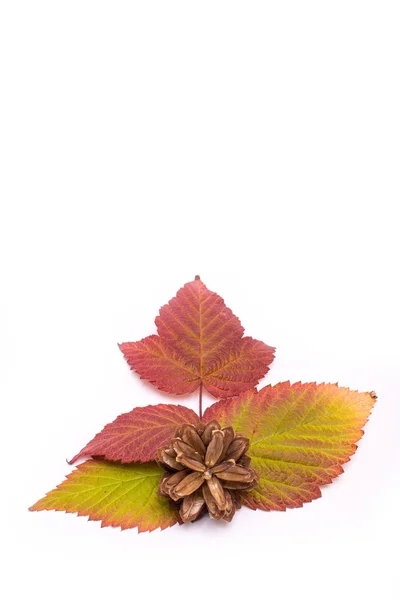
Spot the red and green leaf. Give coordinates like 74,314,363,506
69,403,199,464
119,277,275,399
29,459,179,532
204,382,376,511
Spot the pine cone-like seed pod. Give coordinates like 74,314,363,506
157,420,258,523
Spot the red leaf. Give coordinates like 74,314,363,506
69,403,199,464
119,278,275,399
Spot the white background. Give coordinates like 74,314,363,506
1,2,399,599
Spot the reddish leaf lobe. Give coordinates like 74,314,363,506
119,278,275,399
69,403,199,464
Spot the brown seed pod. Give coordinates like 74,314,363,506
157,420,258,523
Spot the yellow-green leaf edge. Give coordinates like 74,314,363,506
29,459,179,532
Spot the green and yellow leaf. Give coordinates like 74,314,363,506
29,459,179,532
203,382,376,511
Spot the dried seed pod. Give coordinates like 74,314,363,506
206,475,227,511
164,448,177,457
238,455,251,468
176,455,206,472
175,425,188,439
174,472,204,497
224,436,250,461
201,420,221,445
202,484,224,520
230,490,243,508
196,422,206,436
221,427,235,457
180,490,205,522
171,438,203,461
221,479,259,490
222,489,235,522
158,472,171,496
157,448,185,471
211,459,235,474
205,430,225,467
215,464,256,482
157,420,257,523
181,425,206,457
159,470,190,499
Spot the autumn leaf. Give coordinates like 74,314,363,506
119,277,275,399
29,459,179,532
203,382,376,511
69,403,199,464
29,275,377,533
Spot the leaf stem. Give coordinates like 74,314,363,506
199,382,203,420
196,275,203,419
